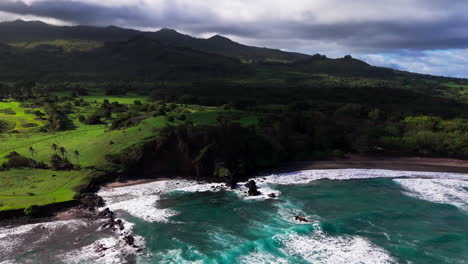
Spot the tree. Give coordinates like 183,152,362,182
28,146,36,159
59,146,67,159
73,150,80,165
27,147,37,168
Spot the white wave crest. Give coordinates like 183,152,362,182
275,227,397,264
394,178,468,211
98,180,197,223
239,251,289,264
0,220,88,258
264,169,468,186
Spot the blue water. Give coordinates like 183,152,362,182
129,178,468,264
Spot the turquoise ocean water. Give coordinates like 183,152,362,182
1,169,467,264
129,178,468,263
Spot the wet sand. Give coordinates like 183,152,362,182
102,178,173,189
268,155,468,175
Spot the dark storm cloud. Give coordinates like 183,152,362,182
1,0,468,77
0,0,161,26
1,0,468,52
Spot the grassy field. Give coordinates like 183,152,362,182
0,101,44,132
443,82,468,89
82,95,149,104
0,96,258,212
9,40,103,52
0,169,88,211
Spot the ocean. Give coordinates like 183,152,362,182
1,169,467,264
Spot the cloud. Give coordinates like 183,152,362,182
359,49,468,78
0,0,467,77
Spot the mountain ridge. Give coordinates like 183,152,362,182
0,20,311,62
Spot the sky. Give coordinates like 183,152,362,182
0,0,467,78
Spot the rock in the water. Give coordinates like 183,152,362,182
123,235,135,246
267,193,276,198
80,193,105,210
244,180,261,196
99,208,113,218
95,244,107,253
115,219,125,231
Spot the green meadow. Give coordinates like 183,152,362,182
0,101,44,132
0,169,87,211
9,40,103,53
0,96,257,211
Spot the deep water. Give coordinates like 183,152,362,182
132,178,468,263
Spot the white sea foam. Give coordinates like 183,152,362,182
239,251,289,264
275,226,397,264
61,218,145,264
263,169,468,186
277,206,319,225
0,220,88,257
394,178,468,211
148,248,204,264
98,180,197,223
61,236,137,264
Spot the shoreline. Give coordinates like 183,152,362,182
262,155,468,175
1,155,468,226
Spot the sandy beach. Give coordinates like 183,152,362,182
266,155,468,175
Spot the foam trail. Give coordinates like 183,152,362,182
239,251,289,264
275,226,397,264
263,169,468,186
394,178,468,211
0,220,87,258
98,180,197,222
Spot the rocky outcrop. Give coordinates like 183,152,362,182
123,235,135,246
79,193,105,210
244,180,261,196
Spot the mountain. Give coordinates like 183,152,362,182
148,29,310,62
0,36,249,81
0,20,310,62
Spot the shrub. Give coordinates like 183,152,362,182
22,123,38,128
78,115,86,123
2,152,48,169
23,205,40,216
50,154,75,171
85,114,103,125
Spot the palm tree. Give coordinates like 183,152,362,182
59,146,67,159
28,146,36,168
73,150,80,165
28,146,36,159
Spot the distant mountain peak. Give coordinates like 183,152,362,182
159,27,178,33
9,19,47,25
106,25,122,30
208,35,232,42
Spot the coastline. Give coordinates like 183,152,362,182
1,155,468,226
263,155,468,175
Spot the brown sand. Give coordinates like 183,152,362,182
269,155,468,175
102,178,173,189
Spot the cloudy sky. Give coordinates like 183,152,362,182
1,0,467,77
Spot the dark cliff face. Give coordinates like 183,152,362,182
118,124,281,182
